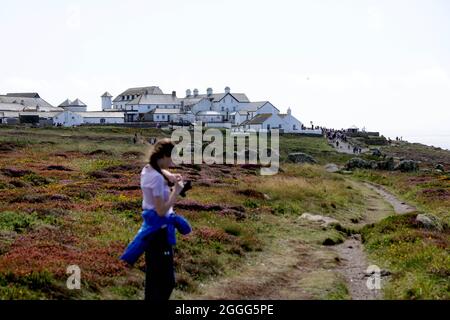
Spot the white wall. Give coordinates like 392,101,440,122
212,93,239,113
191,99,213,114
196,114,223,123
281,114,303,133
53,111,84,127
82,117,124,124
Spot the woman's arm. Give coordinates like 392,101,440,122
161,169,182,184
153,181,183,217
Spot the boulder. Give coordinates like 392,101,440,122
324,163,339,173
415,213,444,232
288,152,317,164
345,158,371,170
300,213,340,227
376,157,395,171
371,148,382,157
395,160,419,172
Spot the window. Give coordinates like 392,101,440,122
156,115,159,119
293,125,297,130
100,119,106,124
233,107,236,111
221,106,224,111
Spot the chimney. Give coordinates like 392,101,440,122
207,88,213,96
186,89,191,97
193,89,199,97
287,107,291,115
225,86,230,94
172,91,176,98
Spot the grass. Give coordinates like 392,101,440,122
361,213,450,299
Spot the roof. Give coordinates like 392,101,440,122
128,94,181,106
6,93,40,98
113,86,163,102
0,95,61,112
196,110,223,116
149,108,181,114
101,92,113,97
70,98,87,106
245,113,273,125
75,112,124,118
0,103,27,112
193,92,250,103
58,99,72,107
180,97,207,106
237,101,271,113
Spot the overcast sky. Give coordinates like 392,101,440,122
1,0,449,147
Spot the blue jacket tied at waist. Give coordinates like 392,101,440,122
120,209,191,265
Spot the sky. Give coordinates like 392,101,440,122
1,0,449,148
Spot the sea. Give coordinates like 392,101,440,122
403,134,450,151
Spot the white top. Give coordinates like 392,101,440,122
141,165,173,216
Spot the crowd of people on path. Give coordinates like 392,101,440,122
324,128,362,154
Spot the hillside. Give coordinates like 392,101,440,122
0,126,448,300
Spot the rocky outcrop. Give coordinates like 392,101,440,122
395,160,419,172
345,158,371,170
415,213,444,232
288,152,317,164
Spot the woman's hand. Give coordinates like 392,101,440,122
173,180,184,195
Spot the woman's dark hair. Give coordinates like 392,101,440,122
149,138,175,183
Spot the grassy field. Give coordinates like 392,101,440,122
0,126,448,299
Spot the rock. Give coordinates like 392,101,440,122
325,163,339,173
395,160,419,172
300,213,340,227
287,152,317,164
371,148,382,157
345,158,371,170
415,213,444,232
376,157,395,171
435,164,444,171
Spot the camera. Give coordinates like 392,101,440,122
179,180,192,197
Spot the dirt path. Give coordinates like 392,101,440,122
176,180,415,300
333,180,417,300
363,182,417,214
328,139,370,155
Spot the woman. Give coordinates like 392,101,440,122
121,138,191,300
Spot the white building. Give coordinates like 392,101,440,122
112,86,164,110
278,108,303,133
145,108,182,122
58,98,87,112
101,92,113,110
75,112,125,124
